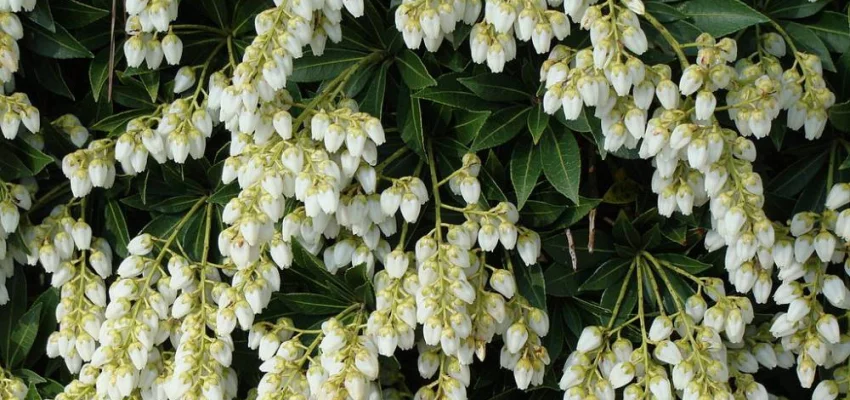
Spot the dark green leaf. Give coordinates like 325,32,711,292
520,200,565,227
8,303,42,367
396,50,437,90
91,108,154,133
26,383,42,400
179,209,207,260
200,0,231,27
470,106,530,152
613,211,642,249
360,61,389,118
31,60,74,100
290,241,356,300
8,141,54,176
453,110,490,144
412,78,493,112
52,0,109,29
655,254,713,274
580,258,631,292
541,129,581,203
24,0,55,32
645,1,687,22
599,275,637,327
458,73,530,102
768,0,830,19
831,101,850,132
678,0,768,38
527,106,549,144
138,71,160,103
89,48,112,102
290,49,367,82
279,293,352,315
603,180,641,204
767,150,827,197
515,264,547,310
209,183,240,205
782,21,836,72
104,199,131,258
0,267,26,363
510,140,542,210
809,11,850,53
399,86,426,159
22,20,94,59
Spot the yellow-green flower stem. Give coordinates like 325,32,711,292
605,260,637,330
427,141,443,242
642,11,690,70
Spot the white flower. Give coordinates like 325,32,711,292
173,66,196,93
576,326,603,352
608,362,635,388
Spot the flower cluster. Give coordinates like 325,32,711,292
765,184,850,392
395,0,571,71
123,0,183,69
559,256,769,400
0,367,26,400
18,205,109,375
0,179,29,304
410,157,546,399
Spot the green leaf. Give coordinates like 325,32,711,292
600,276,637,327
200,0,231,27
412,78,493,112
678,0,768,38
8,141,54,176
360,61,389,118
552,197,602,229
612,211,641,249
645,1,687,22
89,48,113,102
8,303,42,367
290,49,367,82
580,258,631,292
520,200,565,227
768,0,830,19
453,110,490,144
31,59,74,100
781,21,836,72
541,129,581,203
458,73,530,102
0,267,26,363
603,180,641,205
655,254,713,274
22,20,94,59
52,0,109,29
179,209,207,261
831,101,850,132
809,11,850,53
138,71,160,103
767,150,828,197
91,108,154,133
209,183,240,205
290,241,356,300
279,293,352,315
515,264,546,310
396,50,437,90
399,86,426,160
24,0,55,32
527,106,549,144
104,199,131,258
510,140,542,210
470,106,530,152
25,383,42,400
0,146,31,180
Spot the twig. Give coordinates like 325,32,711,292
108,0,117,101
566,228,577,271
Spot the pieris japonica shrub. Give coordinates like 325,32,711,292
1,0,850,399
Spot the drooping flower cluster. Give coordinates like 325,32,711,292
559,255,771,400
0,367,26,400
764,184,850,393
15,205,109,375
395,0,571,71
123,0,183,69
0,179,29,304
410,157,546,399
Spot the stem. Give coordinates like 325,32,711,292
375,146,410,173
642,12,689,70
427,141,443,242
192,41,227,103
767,19,800,56
606,260,636,329
172,24,228,35
828,141,837,189
30,182,71,212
